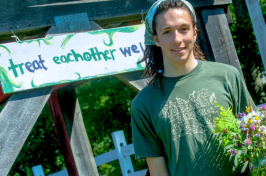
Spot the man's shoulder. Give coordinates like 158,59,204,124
132,84,161,108
202,61,240,74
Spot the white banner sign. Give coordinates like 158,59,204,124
0,24,145,94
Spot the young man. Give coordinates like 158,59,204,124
131,0,254,175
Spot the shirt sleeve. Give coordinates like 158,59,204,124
230,67,256,114
131,100,164,159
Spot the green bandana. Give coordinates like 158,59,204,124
144,0,196,45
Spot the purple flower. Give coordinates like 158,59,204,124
244,138,252,146
230,149,237,155
232,135,238,140
259,105,266,111
249,124,256,131
238,112,246,118
255,133,260,138
237,143,242,147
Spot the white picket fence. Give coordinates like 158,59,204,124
32,165,68,176
32,130,147,176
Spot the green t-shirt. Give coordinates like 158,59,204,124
131,61,254,176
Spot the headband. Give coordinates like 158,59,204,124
144,0,196,45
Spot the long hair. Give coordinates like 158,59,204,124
139,0,205,93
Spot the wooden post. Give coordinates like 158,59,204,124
200,8,244,78
46,17,99,176
196,15,215,62
56,87,99,176
0,87,53,176
111,130,134,176
48,91,79,176
115,71,150,92
245,0,266,70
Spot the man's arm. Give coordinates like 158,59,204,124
146,157,169,176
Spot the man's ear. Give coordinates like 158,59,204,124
152,35,161,47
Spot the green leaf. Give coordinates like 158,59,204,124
248,145,253,150
89,24,144,47
0,66,22,93
31,72,82,88
213,103,239,134
137,56,145,69
0,45,11,56
18,38,54,47
61,34,75,49
43,38,54,45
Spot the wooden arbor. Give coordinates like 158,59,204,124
0,0,244,175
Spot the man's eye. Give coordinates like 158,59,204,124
163,31,170,35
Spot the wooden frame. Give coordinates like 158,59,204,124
245,0,266,70
0,0,232,37
0,0,253,175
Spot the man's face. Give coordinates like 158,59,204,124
153,8,197,68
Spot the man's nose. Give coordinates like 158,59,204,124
173,30,182,43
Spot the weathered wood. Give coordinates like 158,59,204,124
121,143,135,157
0,88,10,104
94,130,147,176
32,165,45,176
200,8,244,78
48,91,79,176
56,87,99,176
112,130,134,175
0,0,232,34
95,149,117,166
94,143,134,166
94,143,136,167
0,86,53,176
196,16,215,62
233,0,249,20
115,71,151,92
245,0,266,70
49,169,69,176
32,165,69,176
129,170,148,176
46,18,99,175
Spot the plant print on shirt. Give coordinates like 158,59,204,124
160,88,219,141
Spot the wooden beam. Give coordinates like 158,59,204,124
48,91,79,176
197,16,215,62
115,71,150,92
245,0,266,70
200,8,244,78
56,87,99,176
111,130,134,175
0,88,10,104
0,0,232,34
45,18,99,175
0,87,53,176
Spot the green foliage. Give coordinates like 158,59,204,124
7,76,147,176
7,104,66,176
75,76,147,175
213,103,239,134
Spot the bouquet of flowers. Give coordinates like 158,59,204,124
213,101,266,176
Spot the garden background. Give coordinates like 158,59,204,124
2,1,266,175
